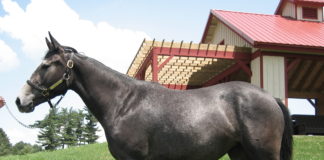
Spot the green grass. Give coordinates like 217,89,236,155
292,136,324,160
0,143,114,160
1,136,323,160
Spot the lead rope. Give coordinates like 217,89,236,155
5,102,61,129
5,103,36,129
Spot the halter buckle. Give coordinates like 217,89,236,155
42,90,50,97
63,73,70,80
67,60,74,69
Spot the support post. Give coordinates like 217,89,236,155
134,52,153,80
316,96,324,115
284,57,288,106
152,52,159,82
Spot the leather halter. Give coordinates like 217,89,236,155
27,51,74,108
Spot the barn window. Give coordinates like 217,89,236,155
302,7,318,19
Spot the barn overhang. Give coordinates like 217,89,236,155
127,40,252,89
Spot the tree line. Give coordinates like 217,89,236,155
0,107,100,156
0,128,41,156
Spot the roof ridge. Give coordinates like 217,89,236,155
212,9,324,24
212,9,281,17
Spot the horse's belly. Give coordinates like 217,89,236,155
147,130,235,160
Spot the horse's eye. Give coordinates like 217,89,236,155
41,64,50,69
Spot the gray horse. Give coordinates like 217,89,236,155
16,33,292,160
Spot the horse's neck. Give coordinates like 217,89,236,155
70,55,135,128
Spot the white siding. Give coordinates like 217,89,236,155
319,7,323,22
263,56,285,99
282,2,296,18
251,57,261,88
211,21,252,47
297,6,302,20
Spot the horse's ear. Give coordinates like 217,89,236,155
45,37,54,50
48,32,61,49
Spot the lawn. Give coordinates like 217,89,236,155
1,136,323,160
0,143,114,160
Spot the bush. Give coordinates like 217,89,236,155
11,141,42,155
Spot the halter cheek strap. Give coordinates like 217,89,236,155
27,78,66,108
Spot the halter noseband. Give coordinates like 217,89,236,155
27,51,75,108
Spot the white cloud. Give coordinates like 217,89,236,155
0,0,151,144
0,0,151,73
0,39,19,72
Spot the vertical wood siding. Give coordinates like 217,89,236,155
263,56,285,99
282,2,296,18
211,21,252,48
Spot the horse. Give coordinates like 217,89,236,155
16,33,292,160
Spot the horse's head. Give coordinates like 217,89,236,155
16,32,77,113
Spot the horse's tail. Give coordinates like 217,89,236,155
275,98,293,160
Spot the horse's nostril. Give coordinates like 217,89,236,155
16,97,21,106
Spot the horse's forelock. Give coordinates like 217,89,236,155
44,49,59,59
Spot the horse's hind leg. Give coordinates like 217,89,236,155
228,142,280,160
232,136,281,160
228,144,249,160
242,121,282,160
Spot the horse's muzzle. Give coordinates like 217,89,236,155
15,97,35,113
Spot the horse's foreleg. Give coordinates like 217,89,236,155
227,144,249,160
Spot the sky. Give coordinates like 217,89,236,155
0,0,316,145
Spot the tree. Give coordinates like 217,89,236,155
83,107,99,144
0,128,11,156
75,110,86,145
11,141,41,155
60,108,78,148
32,108,61,150
58,108,69,149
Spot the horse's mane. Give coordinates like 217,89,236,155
44,46,78,59
44,45,148,87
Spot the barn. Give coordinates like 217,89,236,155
126,0,324,133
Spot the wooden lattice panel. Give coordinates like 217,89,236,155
127,40,251,86
144,55,235,86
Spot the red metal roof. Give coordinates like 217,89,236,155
210,10,324,51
